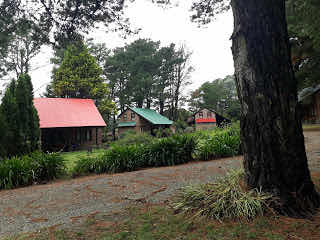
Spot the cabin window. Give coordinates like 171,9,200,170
199,112,203,118
123,113,127,120
131,112,135,120
207,112,212,118
140,127,144,133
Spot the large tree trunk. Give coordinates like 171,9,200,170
231,0,320,215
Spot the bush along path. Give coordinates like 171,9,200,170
72,124,241,176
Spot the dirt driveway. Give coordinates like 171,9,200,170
0,131,319,238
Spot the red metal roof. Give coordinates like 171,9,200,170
33,98,106,128
195,118,217,123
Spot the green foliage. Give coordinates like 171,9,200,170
0,152,65,190
173,169,273,220
146,134,196,167
111,132,154,147
286,0,320,89
73,134,197,176
49,42,115,116
0,112,8,158
0,74,40,157
16,74,40,152
194,124,241,161
189,75,240,120
72,125,241,176
173,119,188,133
105,39,192,118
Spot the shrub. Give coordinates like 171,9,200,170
172,169,273,221
30,151,65,181
73,134,197,176
111,132,154,147
0,151,65,190
72,124,241,177
146,134,196,167
194,124,241,161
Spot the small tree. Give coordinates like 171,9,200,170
0,75,40,156
1,80,20,156
0,111,8,158
15,74,40,153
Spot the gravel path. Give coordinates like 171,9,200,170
0,131,319,238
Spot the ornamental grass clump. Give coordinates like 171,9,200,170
194,124,241,161
146,134,196,167
172,169,274,221
0,151,65,190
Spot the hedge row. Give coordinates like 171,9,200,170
73,134,196,176
73,125,241,176
0,151,65,190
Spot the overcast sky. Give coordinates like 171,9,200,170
27,1,234,97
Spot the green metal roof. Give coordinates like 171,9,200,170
117,121,136,127
130,107,173,125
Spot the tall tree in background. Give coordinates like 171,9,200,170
105,39,192,120
0,26,43,80
49,42,115,117
191,0,320,214
286,0,320,90
167,44,193,120
190,75,240,120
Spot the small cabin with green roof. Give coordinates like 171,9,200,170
117,107,173,136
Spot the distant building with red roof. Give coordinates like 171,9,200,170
188,108,230,130
34,98,106,151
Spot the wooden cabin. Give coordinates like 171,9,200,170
299,85,320,123
33,98,106,151
188,108,231,130
117,107,173,136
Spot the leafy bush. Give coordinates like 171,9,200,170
73,134,196,176
72,124,241,176
194,124,241,161
0,151,65,190
30,151,65,181
172,169,273,220
119,129,137,139
111,132,154,147
146,134,196,167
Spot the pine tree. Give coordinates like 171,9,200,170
0,80,20,156
16,74,40,153
0,111,8,158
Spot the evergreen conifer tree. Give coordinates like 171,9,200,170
16,74,40,153
0,80,20,156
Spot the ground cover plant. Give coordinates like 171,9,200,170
0,151,65,190
172,169,273,221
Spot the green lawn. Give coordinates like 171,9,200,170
303,124,320,131
61,149,105,173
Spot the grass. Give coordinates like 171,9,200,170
5,173,320,240
303,124,320,131
61,149,105,173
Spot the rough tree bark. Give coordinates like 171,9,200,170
231,0,320,215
